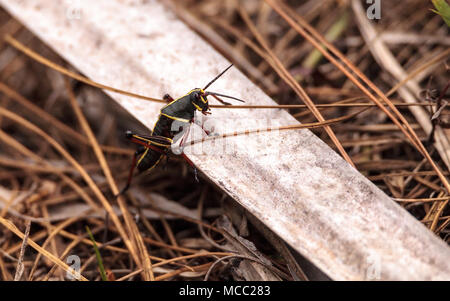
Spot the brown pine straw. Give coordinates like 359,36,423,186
4,34,446,114
40,225,184,280
42,225,105,281
235,4,354,167
3,35,165,104
265,0,450,194
0,217,88,281
206,9,450,110
13,220,30,281
87,218,203,254
117,262,213,281
0,81,132,156
187,108,369,147
6,33,437,115
117,251,242,281
394,196,450,202
27,216,82,280
210,102,440,109
0,106,145,278
0,129,101,211
126,193,183,259
203,254,288,281
41,225,179,280
64,80,154,281
152,252,233,267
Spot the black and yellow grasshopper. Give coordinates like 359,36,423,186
119,64,246,195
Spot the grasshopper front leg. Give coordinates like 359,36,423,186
174,121,200,182
193,115,218,137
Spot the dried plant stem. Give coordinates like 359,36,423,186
236,4,354,167
4,35,165,104
203,254,287,281
352,0,450,170
0,106,142,277
0,81,131,155
65,80,154,281
0,217,88,281
13,220,30,281
265,0,450,194
28,216,81,280
0,129,101,211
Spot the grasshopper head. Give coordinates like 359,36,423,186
190,88,210,114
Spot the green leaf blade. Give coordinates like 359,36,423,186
432,0,450,26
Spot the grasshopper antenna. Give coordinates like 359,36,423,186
205,91,245,103
203,63,234,90
202,64,246,103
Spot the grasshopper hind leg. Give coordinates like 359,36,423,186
115,146,163,199
136,149,164,172
115,146,145,198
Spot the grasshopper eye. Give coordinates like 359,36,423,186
190,91,199,100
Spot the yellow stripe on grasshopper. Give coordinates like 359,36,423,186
132,134,172,148
160,113,190,123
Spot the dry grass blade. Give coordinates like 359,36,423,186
236,4,355,167
4,35,165,104
65,80,154,280
386,50,450,97
210,102,440,109
431,199,449,233
351,0,450,170
28,217,81,280
152,252,234,268
13,220,30,281
42,226,103,281
265,0,450,194
0,106,143,274
0,129,101,211
0,81,87,145
163,0,278,94
4,33,441,113
266,0,419,145
0,217,88,281
0,81,132,155
203,254,287,281
155,262,212,281
188,108,368,147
